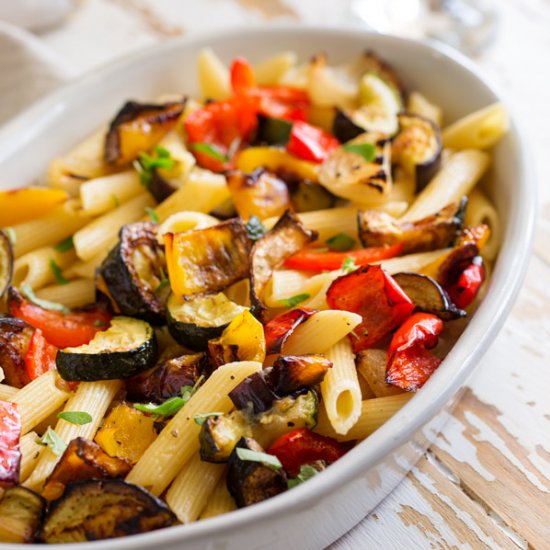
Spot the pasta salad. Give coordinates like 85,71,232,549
0,48,507,543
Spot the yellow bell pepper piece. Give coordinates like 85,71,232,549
95,403,157,465
0,187,68,227
236,147,319,182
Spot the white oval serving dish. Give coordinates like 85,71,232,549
0,26,535,550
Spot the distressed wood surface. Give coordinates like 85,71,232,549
35,0,549,547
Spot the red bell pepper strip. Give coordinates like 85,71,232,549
284,243,403,272
388,313,443,357
0,401,21,487
25,328,58,381
263,308,317,355
286,121,339,163
268,428,346,477
447,256,485,309
326,265,414,353
8,290,112,349
230,57,256,95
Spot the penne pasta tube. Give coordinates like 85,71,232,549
200,478,236,519
63,251,108,280
25,380,121,491
376,249,451,275
73,193,154,261
465,189,501,261
322,338,362,435
197,48,231,101
80,171,144,215
19,432,44,483
36,279,96,308
12,371,71,434
407,91,443,127
315,393,414,442
0,384,18,400
400,149,490,222
127,361,262,496
166,454,225,523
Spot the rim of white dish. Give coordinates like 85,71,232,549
0,25,536,549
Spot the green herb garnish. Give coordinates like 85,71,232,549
21,283,69,314
49,259,69,285
194,412,224,426
156,277,169,293
326,233,356,252
39,427,67,457
342,142,377,163
235,448,282,469
145,207,159,223
287,464,319,489
341,257,359,274
133,160,152,187
245,215,267,242
279,293,310,308
4,227,16,246
190,142,227,163
57,411,93,425
133,146,175,188
54,236,74,252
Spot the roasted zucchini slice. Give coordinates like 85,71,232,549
165,218,251,297
40,479,177,543
0,316,34,388
56,316,158,381
0,486,45,543
98,222,169,325
249,210,317,319
392,113,442,192
105,99,186,166
256,116,293,146
357,198,467,254
166,292,245,352
42,438,131,501
226,437,287,508
0,229,13,299
200,390,318,463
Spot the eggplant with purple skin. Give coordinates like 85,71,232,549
105,99,186,166
357,198,467,254
0,486,45,544
249,210,317,320
40,479,177,543
0,229,13,299
392,272,465,321
0,317,34,388
97,222,169,325
392,113,442,192
226,437,287,508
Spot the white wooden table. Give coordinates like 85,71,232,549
32,0,550,547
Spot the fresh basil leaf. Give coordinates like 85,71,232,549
54,236,73,252
155,278,169,293
279,293,310,308
245,215,267,242
139,151,175,171
134,396,185,417
133,160,152,188
326,233,356,252
39,427,67,457
190,142,227,163
49,259,69,285
154,145,171,159
145,207,159,223
4,227,16,246
236,447,282,469
341,257,359,274
21,283,69,314
287,464,319,489
180,374,204,403
342,142,376,163
57,411,93,425
194,412,224,426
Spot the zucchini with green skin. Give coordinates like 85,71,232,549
40,479,177,543
0,229,13,299
200,390,318,463
0,486,45,543
56,316,158,381
97,222,169,325
226,437,287,508
166,292,245,351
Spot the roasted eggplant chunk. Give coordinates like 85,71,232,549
165,218,251,297
288,179,336,213
227,437,287,508
249,210,317,319
356,349,404,398
40,479,177,543
357,199,467,254
200,391,318,463
0,316,34,388
42,437,131,501
56,316,158,381
392,113,442,192
105,99,185,166
126,352,205,403
228,372,278,414
98,222,168,325
0,229,13,299
392,272,465,321
0,486,45,543
166,292,245,351
226,168,291,221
